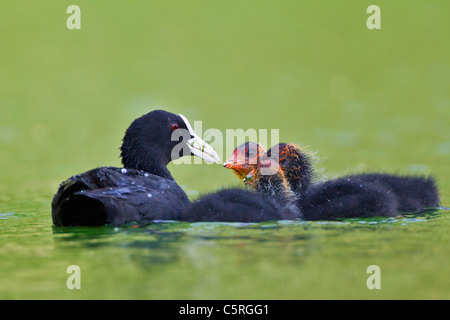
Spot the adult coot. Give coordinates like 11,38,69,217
52,110,220,226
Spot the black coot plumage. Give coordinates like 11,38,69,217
224,142,440,220
301,173,439,220
52,110,220,226
183,188,300,222
267,143,440,219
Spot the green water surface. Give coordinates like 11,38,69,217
0,1,449,299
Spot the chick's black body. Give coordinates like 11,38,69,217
301,173,439,220
301,177,398,220
183,188,300,222
339,173,439,212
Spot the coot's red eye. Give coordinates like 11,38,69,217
171,123,179,130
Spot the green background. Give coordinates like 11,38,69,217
0,1,448,299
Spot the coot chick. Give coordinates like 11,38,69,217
245,143,388,219
225,142,440,220
269,143,439,215
52,110,220,226
182,142,300,222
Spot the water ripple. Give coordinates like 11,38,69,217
0,212,26,219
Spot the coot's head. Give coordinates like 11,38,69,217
120,110,220,176
223,142,265,180
267,143,314,194
266,143,288,159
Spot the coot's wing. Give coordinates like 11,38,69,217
52,167,189,226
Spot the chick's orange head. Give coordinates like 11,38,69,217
223,142,265,179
